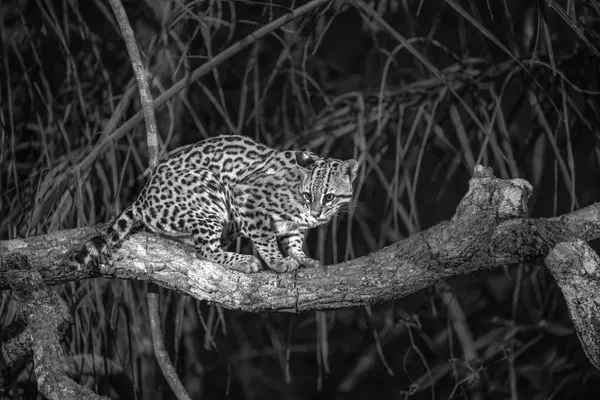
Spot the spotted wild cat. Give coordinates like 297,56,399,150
74,135,358,273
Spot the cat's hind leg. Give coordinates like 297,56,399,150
142,169,261,273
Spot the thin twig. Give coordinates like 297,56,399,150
72,0,331,177
107,1,183,398
107,0,159,169
148,292,192,400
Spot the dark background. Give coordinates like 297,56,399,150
1,0,600,398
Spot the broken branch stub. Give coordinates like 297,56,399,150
425,165,533,268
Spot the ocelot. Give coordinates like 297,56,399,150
74,135,358,273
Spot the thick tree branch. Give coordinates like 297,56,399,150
2,167,600,369
3,211,593,309
2,166,598,312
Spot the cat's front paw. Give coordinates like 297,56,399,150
300,257,322,269
234,255,262,273
271,256,300,273
288,255,322,269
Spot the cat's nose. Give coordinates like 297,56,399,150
310,207,322,218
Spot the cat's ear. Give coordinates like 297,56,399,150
296,152,316,169
340,159,358,182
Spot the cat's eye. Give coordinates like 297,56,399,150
303,192,313,202
323,194,336,203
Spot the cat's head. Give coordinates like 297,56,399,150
296,152,358,224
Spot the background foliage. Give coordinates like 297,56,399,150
1,0,600,398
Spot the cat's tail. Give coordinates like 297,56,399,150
71,205,140,269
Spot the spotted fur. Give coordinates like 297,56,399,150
73,135,358,273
